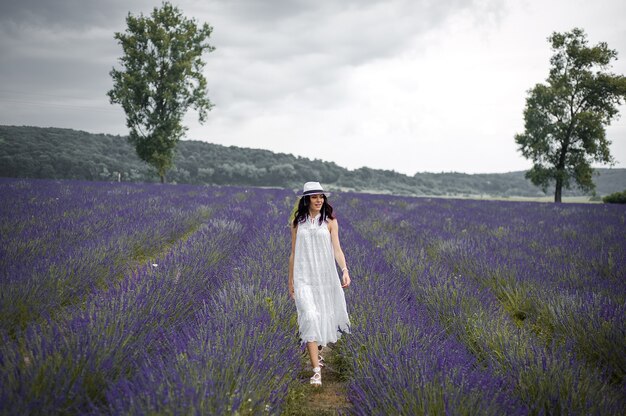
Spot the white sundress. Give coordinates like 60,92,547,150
293,213,351,346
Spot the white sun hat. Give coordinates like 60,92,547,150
299,181,330,197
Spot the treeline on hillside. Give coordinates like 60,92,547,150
1,125,625,197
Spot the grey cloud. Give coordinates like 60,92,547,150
201,0,499,107
212,0,491,61
0,0,154,29
0,0,505,135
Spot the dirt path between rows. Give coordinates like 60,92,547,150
283,345,353,415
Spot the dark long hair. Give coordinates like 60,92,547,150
292,194,335,227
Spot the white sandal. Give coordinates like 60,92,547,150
310,366,322,386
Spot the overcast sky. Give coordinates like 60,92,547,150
1,0,625,175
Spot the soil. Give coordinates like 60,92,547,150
284,345,352,416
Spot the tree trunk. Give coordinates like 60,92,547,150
160,172,165,184
555,138,569,203
554,176,562,203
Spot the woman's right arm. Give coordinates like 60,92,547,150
288,224,297,299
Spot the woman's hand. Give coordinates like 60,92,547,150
341,270,351,288
289,284,295,300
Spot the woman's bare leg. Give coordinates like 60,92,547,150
307,341,319,368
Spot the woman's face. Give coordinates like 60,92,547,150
309,194,324,210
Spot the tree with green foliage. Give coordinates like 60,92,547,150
108,2,214,183
515,28,626,202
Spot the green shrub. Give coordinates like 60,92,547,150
602,190,626,204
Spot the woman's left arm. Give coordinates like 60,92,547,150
329,218,351,288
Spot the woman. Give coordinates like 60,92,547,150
289,181,351,386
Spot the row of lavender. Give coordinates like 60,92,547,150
330,208,524,415
1,179,301,414
332,194,625,414
103,189,302,414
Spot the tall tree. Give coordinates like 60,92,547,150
515,28,626,202
108,2,214,183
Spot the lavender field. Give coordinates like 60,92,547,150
1,178,624,415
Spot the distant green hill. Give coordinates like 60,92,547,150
1,125,625,197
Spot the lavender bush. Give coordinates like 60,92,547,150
0,179,213,336
1,178,624,415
